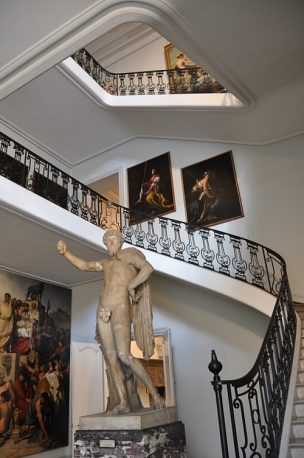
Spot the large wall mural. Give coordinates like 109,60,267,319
0,268,71,457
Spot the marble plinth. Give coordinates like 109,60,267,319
74,420,187,458
79,406,178,430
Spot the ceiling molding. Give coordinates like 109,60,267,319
72,130,304,168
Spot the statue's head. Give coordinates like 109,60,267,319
103,229,124,256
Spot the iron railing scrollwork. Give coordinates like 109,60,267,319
0,131,296,456
71,48,227,97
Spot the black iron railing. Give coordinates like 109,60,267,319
71,48,227,96
0,131,296,456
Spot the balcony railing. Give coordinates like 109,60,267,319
72,48,227,97
0,131,296,457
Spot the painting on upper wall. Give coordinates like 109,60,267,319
0,268,71,458
164,43,226,94
127,152,175,224
181,150,244,228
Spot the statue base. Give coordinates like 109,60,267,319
79,406,178,430
74,407,187,457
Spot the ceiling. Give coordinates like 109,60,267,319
0,0,303,287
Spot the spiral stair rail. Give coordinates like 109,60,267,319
0,131,296,456
71,48,227,96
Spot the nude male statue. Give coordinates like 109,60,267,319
57,229,164,414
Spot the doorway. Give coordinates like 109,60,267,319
88,172,119,204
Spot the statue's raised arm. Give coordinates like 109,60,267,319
57,240,103,272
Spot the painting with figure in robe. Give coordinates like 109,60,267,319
181,150,244,228
127,152,176,224
0,268,71,458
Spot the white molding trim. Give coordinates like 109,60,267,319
0,0,253,107
71,131,304,167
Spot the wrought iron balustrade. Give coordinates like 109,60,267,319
72,48,227,96
0,130,296,457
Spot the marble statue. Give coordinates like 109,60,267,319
57,229,164,414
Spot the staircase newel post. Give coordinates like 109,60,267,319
209,350,229,458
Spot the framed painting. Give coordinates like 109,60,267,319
164,43,226,94
181,150,244,228
0,268,71,457
127,152,175,224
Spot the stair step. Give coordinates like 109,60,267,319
289,437,304,458
291,422,304,439
298,370,304,383
295,385,304,400
292,416,304,424
289,442,304,458
294,400,304,418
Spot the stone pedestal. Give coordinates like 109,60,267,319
74,407,187,457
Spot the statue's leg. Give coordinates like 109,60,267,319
112,309,165,410
97,318,131,414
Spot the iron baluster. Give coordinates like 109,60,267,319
121,209,134,244
186,227,200,264
127,73,136,95
199,228,215,269
134,222,145,248
70,180,80,215
50,167,59,184
88,190,98,226
136,73,145,95
92,60,98,82
209,351,229,458
99,199,108,229
119,75,127,96
226,384,240,458
146,72,156,95
159,218,171,255
80,186,89,220
231,236,247,280
146,220,158,251
248,242,265,287
215,233,230,274
172,222,185,260
156,71,166,95
0,133,10,153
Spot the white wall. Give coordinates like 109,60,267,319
71,272,269,458
72,133,304,302
107,36,169,73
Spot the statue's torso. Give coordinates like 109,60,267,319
99,253,137,307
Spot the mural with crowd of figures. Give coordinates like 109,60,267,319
0,268,71,458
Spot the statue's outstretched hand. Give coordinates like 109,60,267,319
57,240,67,255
